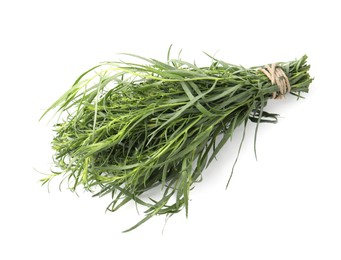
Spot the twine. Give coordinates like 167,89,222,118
259,64,291,99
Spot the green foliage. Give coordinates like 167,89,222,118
41,51,312,231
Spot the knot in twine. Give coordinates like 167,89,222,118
259,64,291,99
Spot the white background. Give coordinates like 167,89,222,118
1,0,341,259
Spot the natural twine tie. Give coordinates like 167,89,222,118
259,64,291,99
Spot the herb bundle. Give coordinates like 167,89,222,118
41,51,312,231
